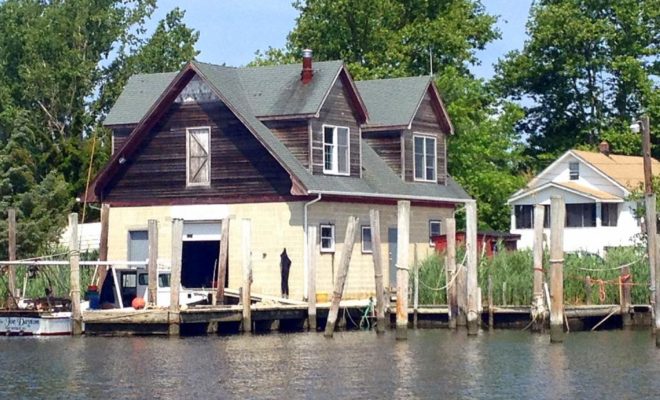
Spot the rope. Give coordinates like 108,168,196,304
574,257,644,272
416,250,468,292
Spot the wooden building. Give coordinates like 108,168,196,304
87,51,472,300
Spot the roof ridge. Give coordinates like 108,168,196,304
356,75,431,84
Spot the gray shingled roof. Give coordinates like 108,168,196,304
104,72,178,126
355,76,431,128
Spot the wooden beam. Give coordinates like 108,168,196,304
396,201,410,340
216,218,230,305
7,208,17,308
369,209,386,334
445,217,457,329
466,200,479,335
532,204,545,332
307,224,318,331
324,216,359,338
96,204,110,293
241,218,252,333
69,213,82,336
169,218,183,336
147,219,158,306
550,196,565,343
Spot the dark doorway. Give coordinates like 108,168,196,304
388,228,397,288
182,240,220,288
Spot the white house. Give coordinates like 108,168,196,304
508,142,660,254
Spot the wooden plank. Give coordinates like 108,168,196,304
7,208,17,308
396,201,410,340
466,200,479,335
96,204,110,293
445,217,458,329
369,209,386,334
550,196,565,343
324,216,359,338
147,219,158,306
307,225,318,331
216,218,230,305
241,218,252,333
169,219,183,336
69,213,82,336
532,204,545,332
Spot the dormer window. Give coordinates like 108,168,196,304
187,127,211,186
414,134,437,182
323,125,350,175
569,162,579,180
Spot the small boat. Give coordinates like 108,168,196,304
0,297,73,336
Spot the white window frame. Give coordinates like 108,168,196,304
413,133,437,182
361,226,373,253
322,124,350,176
320,224,335,253
569,162,579,180
429,220,442,246
186,126,211,187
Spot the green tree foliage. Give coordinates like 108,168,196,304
253,0,526,230
0,0,199,259
494,0,659,165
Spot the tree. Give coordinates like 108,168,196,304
494,0,659,165
253,0,525,230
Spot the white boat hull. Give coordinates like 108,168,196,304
0,312,72,336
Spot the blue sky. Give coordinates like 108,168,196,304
149,0,532,79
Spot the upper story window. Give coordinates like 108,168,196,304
323,125,350,175
187,127,211,186
569,162,579,180
414,134,437,182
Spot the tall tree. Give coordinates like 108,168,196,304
494,0,659,164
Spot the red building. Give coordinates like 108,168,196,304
432,231,520,258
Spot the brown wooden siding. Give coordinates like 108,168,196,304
364,130,402,176
111,126,135,154
406,89,448,184
310,77,361,177
103,101,293,202
264,119,310,170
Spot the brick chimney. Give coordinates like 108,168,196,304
599,141,610,156
301,49,313,84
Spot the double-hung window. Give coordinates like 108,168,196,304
414,134,437,182
429,220,441,246
320,224,335,252
187,127,211,186
361,226,373,253
323,125,350,175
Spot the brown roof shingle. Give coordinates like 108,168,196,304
572,150,660,191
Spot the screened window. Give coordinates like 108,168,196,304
187,127,211,186
569,162,579,180
323,125,350,175
601,203,619,227
429,220,441,245
566,203,596,227
514,205,533,229
320,224,335,252
361,226,372,253
414,135,437,182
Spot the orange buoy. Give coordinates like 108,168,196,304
131,297,146,310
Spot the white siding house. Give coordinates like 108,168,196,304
508,144,660,254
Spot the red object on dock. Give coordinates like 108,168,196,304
131,297,145,310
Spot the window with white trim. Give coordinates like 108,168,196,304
429,220,441,246
323,125,350,175
414,134,437,182
187,127,211,186
320,224,335,252
361,226,372,253
569,162,579,180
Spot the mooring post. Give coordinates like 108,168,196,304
549,196,565,343
147,219,158,306
466,200,479,336
7,208,17,308
645,195,657,332
68,213,83,336
585,276,592,305
369,209,386,334
532,204,545,332
241,218,252,333
96,204,110,294
413,244,419,329
396,201,410,340
307,224,318,331
488,274,494,330
324,216,359,338
620,265,632,328
215,218,230,305
445,217,458,329
456,257,467,327
169,218,183,336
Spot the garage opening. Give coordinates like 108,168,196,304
181,221,226,289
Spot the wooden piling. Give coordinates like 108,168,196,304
7,208,17,308
456,259,467,327
532,204,545,331
585,276,592,305
466,200,479,335
68,213,82,336
396,201,410,340
216,218,230,305
488,274,494,330
370,210,386,334
96,204,109,293
413,244,419,329
241,218,252,333
549,196,565,343
147,219,158,306
620,265,632,328
169,219,183,336
445,217,458,329
307,224,318,331
324,216,358,338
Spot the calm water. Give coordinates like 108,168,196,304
1,329,659,399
